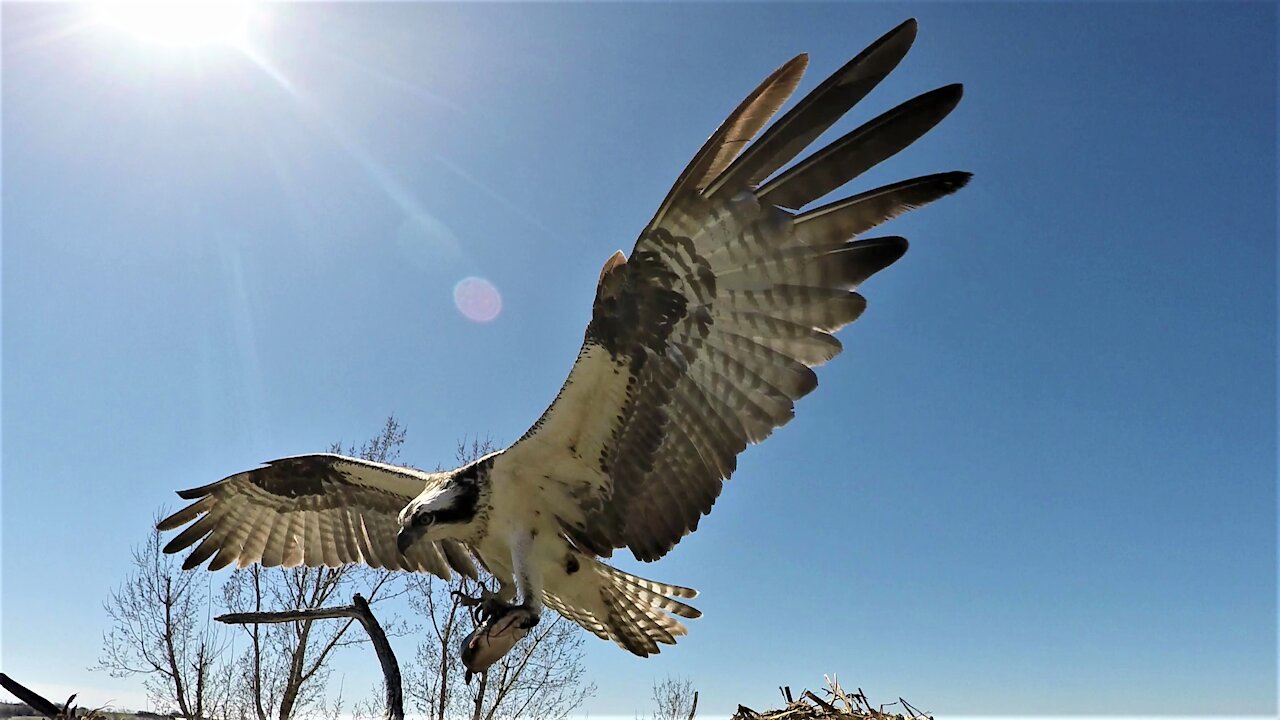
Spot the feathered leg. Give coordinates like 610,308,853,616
505,528,543,628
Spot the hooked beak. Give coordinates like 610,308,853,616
396,525,423,556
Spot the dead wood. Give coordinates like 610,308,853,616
729,676,930,720
0,674,102,720
0,673,65,719
216,593,402,720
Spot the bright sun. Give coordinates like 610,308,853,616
90,2,257,49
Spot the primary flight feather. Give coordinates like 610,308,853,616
159,18,969,657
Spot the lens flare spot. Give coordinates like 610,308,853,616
453,277,502,323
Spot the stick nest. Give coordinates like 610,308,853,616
730,676,931,720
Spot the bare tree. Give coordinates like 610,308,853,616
464,610,594,720
406,438,595,720
649,676,697,720
97,512,230,718
406,574,469,720
217,593,405,720
220,416,411,720
406,560,594,720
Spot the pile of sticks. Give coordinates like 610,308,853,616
731,676,930,720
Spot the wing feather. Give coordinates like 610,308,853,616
714,314,844,366
259,512,290,568
157,454,456,579
757,84,963,210
356,514,384,569
793,172,972,245
163,513,216,555
208,545,239,573
317,509,340,567
335,508,361,565
236,508,272,568
503,20,968,562
183,533,223,571
704,18,919,199
303,511,324,566
441,540,480,580
647,55,808,231
282,513,305,567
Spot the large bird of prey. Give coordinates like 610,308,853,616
159,19,969,657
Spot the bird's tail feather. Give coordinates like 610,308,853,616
544,560,701,657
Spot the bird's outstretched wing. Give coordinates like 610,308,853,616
499,19,970,561
157,454,479,579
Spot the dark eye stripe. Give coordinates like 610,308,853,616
427,484,480,525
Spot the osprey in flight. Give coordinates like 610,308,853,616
159,19,969,657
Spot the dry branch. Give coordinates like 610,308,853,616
0,673,66,719
216,593,403,720
729,677,930,720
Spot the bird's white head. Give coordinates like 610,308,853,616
396,474,481,554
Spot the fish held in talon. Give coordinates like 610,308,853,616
461,605,534,683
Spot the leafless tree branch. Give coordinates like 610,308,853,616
649,676,698,720
217,594,403,720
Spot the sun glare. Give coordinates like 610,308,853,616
90,2,257,49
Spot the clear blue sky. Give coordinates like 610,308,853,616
3,2,1275,717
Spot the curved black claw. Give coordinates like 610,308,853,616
451,589,480,606
452,589,516,624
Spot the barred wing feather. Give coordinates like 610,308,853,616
501,19,970,562
157,454,479,580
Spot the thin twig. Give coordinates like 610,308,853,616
900,696,928,719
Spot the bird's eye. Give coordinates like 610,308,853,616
416,511,434,526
